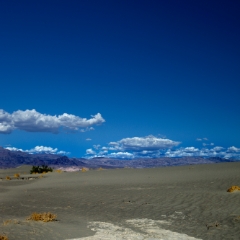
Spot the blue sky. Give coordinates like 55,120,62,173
0,0,240,159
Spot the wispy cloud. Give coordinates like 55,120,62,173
80,127,95,132
5,146,69,155
196,137,208,141
203,142,214,146
93,144,101,150
197,137,214,147
0,109,105,134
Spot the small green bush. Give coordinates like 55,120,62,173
30,165,53,174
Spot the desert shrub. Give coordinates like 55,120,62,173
5,176,11,180
14,173,20,178
0,235,8,240
27,212,57,222
30,165,53,174
227,185,240,192
234,216,240,221
82,167,88,172
3,219,19,225
56,169,62,173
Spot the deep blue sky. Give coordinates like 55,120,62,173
0,0,239,159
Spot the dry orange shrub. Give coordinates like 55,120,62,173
27,212,57,222
81,168,88,172
227,186,240,192
3,219,19,225
14,173,20,178
234,216,240,221
5,176,11,180
0,235,8,240
56,169,62,173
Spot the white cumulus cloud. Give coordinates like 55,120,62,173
0,109,105,134
0,110,13,133
86,148,96,155
27,146,58,154
5,146,69,155
227,146,240,152
184,147,199,153
85,135,181,159
111,135,180,151
212,146,224,151
108,152,134,159
5,147,24,152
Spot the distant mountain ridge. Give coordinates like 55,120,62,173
78,156,237,169
0,147,85,168
0,146,237,169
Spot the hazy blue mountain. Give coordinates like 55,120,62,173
0,147,237,169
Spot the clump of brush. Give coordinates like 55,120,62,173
0,235,8,240
27,212,57,222
30,165,53,174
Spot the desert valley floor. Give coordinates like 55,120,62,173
0,162,240,239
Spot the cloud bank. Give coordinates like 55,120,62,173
86,135,181,159
0,109,105,134
86,135,240,160
6,146,69,155
165,146,240,159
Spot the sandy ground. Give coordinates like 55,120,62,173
0,162,240,240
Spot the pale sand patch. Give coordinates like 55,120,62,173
67,218,201,240
58,167,82,172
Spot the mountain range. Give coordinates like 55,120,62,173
0,146,237,169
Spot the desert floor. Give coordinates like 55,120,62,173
0,162,240,240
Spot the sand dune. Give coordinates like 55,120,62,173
0,162,240,239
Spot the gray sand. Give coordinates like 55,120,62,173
0,162,240,239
